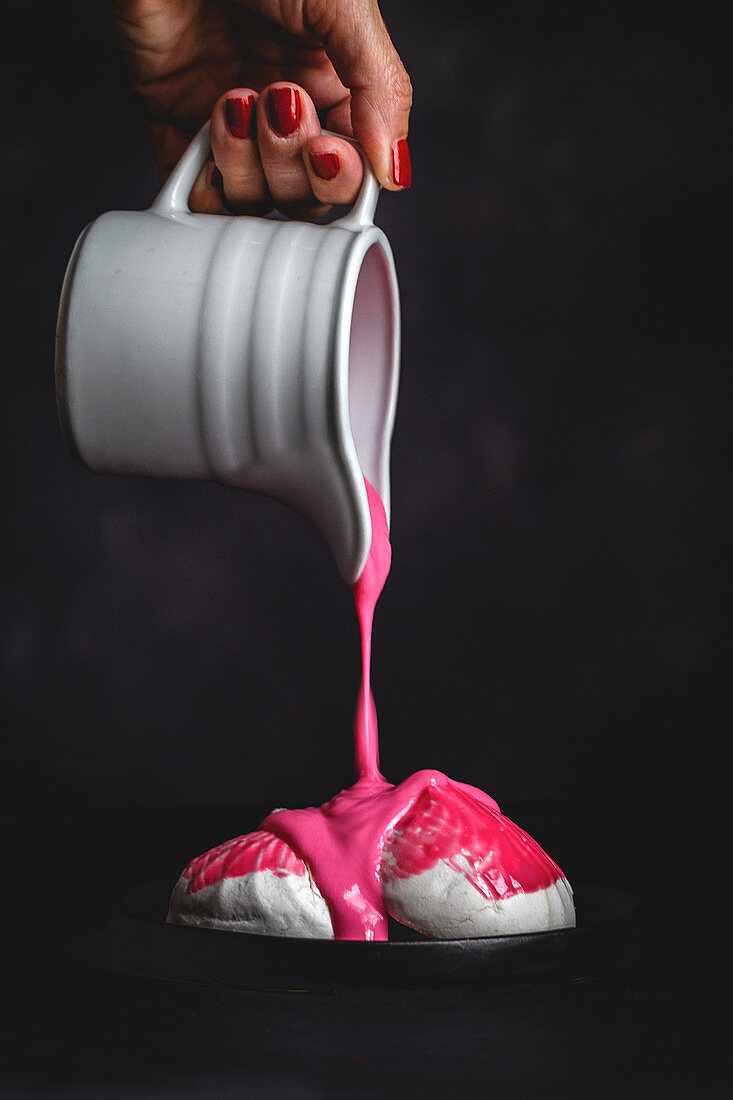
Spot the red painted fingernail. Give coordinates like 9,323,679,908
310,152,340,181
225,95,254,139
268,87,301,136
392,138,412,188
210,164,222,188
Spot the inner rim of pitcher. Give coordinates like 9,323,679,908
346,242,399,521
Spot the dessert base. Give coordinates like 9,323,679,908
72,879,641,991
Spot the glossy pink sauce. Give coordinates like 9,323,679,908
380,781,563,899
185,831,307,892
183,479,566,940
352,479,392,780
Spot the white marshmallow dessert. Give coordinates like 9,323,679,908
379,782,575,939
167,830,333,938
167,780,575,940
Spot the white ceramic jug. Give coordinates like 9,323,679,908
55,123,400,584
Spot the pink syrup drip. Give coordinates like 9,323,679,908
184,478,566,939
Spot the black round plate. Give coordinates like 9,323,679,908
70,879,643,990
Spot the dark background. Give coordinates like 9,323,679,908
0,1,727,1096
1,0,725,810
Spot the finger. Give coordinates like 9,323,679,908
305,0,413,190
257,82,328,218
210,89,272,214
324,99,354,138
189,157,224,215
302,134,363,207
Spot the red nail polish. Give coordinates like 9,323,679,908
210,164,222,188
392,138,412,188
310,152,340,181
268,87,301,136
225,96,254,139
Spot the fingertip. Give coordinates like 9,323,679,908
224,94,255,140
310,151,340,181
189,157,224,214
211,88,258,147
391,138,412,189
362,138,411,192
302,135,363,207
349,108,411,191
261,82,303,138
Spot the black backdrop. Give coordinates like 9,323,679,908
1,1,725,813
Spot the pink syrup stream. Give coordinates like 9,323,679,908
260,480,560,941
352,479,392,781
186,478,565,940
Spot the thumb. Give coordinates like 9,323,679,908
307,0,413,189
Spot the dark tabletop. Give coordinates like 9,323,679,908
2,798,726,1097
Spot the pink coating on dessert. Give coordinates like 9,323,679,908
262,769,521,940
184,830,306,894
380,781,563,900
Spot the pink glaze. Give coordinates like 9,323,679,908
185,830,306,893
380,781,563,899
181,478,566,939
263,770,512,940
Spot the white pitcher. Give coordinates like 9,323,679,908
55,123,400,584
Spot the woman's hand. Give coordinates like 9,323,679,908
106,0,413,215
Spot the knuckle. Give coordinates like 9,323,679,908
388,66,413,113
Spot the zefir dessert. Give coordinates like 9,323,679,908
168,482,575,940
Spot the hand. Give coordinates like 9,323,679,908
106,0,413,216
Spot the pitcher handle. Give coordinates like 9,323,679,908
150,121,380,229
325,132,381,230
150,121,212,215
